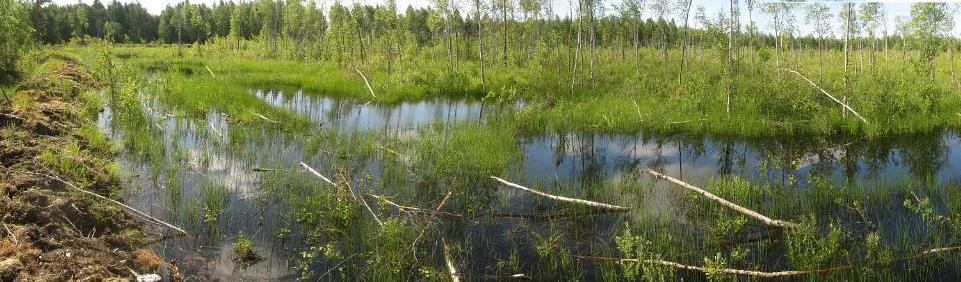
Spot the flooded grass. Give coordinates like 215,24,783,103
57,44,961,280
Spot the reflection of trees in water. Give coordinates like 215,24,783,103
537,130,951,189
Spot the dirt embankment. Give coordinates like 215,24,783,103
0,58,181,281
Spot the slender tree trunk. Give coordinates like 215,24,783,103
588,0,596,95
843,3,851,118
503,1,508,66
476,0,486,93
726,0,735,115
678,0,692,85
571,0,583,95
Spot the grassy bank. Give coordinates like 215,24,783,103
0,52,181,281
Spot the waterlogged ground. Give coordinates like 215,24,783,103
98,87,961,280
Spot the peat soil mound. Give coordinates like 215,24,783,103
0,59,181,281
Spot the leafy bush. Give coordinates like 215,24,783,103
0,0,33,79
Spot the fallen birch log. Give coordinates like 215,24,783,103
781,68,869,124
645,169,794,228
38,173,188,235
299,162,336,186
251,111,280,124
572,255,847,278
490,176,631,212
355,69,377,99
443,239,460,282
575,243,961,278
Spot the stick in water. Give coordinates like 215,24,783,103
645,169,794,228
40,173,188,235
299,162,336,186
490,176,632,211
443,239,460,282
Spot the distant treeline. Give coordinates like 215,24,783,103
27,0,956,51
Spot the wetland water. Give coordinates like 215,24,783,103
100,89,961,280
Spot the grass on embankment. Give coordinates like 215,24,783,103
56,43,961,138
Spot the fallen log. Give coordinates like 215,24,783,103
490,176,631,212
645,169,794,228
572,254,846,278
37,172,188,236
251,111,280,124
299,162,336,186
355,69,377,99
574,243,961,278
781,69,869,124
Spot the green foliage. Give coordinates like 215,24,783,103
786,214,848,271
0,0,34,78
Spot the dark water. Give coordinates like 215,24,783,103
101,89,961,280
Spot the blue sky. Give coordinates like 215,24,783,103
51,0,960,38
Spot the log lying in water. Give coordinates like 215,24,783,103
37,172,189,236
299,162,336,186
575,243,961,278
645,169,795,228
573,254,847,278
490,176,631,212
780,68,869,124
443,239,460,282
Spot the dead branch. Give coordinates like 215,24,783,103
575,243,961,278
781,68,869,124
208,123,223,139
1,221,17,247
572,254,845,278
669,118,707,125
355,69,377,99
299,162,336,186
340,174,383,228
204,66,216,78
38,173,188,235
443,239,460,282
251,111,280,124
252,168,296,173
490,176,631,212
410,191,454,252
368,193,462,217
645,169,795,228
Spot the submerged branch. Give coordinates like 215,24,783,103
443,239,460,282
299,162,336,186
781,68,869,124
368,194,462,217
35,172,188,236
645,169,795,228
251,111,280,124
575,243,961,278
490,176,631,212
